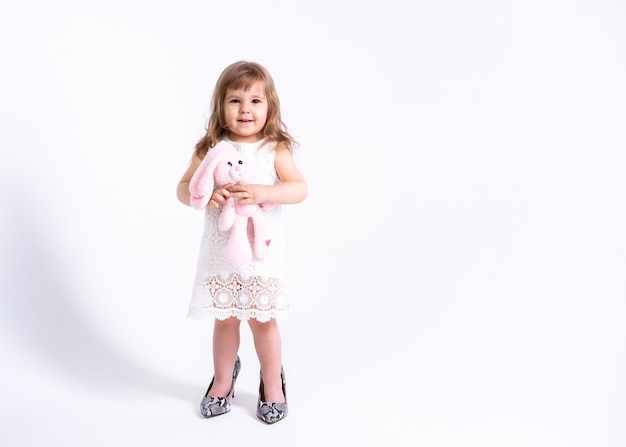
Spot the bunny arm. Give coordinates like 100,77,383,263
218,197,237,231
225,213,254,266
220,196,259,230
258,202,277,211
235,202,260,218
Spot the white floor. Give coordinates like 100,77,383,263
2,276,625,447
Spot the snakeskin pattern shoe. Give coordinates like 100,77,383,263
256,366,288,424
200,355,241,418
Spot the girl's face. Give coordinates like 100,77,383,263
223,80,268,143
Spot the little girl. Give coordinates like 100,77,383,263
176,61,307,424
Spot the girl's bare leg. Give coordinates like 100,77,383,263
248,318,285,403
208,317,241,397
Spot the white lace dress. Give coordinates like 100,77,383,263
187,139,290,322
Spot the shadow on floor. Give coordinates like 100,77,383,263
0,191,197,404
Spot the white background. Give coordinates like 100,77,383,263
1,0,625,445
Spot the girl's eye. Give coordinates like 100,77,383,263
252,99,261,104
229,99,240,103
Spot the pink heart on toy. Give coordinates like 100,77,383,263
265,239,271,247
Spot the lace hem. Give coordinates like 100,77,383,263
188,306,290,323
188,273,290,322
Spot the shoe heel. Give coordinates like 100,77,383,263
200,355,241,418
231,355,242,399
256,366,288,424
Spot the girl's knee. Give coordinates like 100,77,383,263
248,318,278,332
215,316,241,329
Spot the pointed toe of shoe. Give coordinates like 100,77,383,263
256,366,288,424
257,401,288,424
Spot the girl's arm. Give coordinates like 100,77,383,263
229,144,307,206
176,153,233,208
176,154,202,206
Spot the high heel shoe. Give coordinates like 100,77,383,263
200,355,241,418
256,366,288,424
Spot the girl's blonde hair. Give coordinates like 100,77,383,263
194,61,297,158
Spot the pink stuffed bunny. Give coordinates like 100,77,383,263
189,141,272,266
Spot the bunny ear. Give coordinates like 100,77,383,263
188,141,233,210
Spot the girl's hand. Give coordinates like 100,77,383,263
228,182,269,206
208,183,234,208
